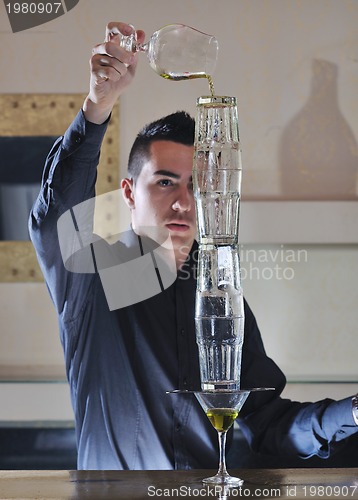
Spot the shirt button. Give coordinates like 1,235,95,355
176,423,181,432
180,329,185,336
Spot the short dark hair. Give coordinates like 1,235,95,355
128,111,195,182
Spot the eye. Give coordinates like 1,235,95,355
158,178,173,187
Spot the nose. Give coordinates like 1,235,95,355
172,186,192,212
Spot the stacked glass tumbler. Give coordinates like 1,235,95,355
193,96,244,391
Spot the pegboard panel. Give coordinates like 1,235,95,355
0,94,119,282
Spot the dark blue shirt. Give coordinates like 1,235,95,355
29,110,357,470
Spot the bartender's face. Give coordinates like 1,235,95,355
121,140,196,263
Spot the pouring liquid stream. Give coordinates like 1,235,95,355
160,72,216,96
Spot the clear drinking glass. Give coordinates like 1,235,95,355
116,24,218,82
193,96,242,246
195,245,244,391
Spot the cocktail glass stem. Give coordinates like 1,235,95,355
217,431,228,478
203,429,241,485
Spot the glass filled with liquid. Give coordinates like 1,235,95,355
195,245,244,391
116,23,218,90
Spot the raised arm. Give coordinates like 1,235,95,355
29,22,144,318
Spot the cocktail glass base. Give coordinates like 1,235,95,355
203,470,244,487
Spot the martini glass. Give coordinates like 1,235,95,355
195,390,250,487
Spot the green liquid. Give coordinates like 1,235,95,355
207,75,215,96
206,408,239,432
160,72,215,96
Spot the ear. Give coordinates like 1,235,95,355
121,178,135,209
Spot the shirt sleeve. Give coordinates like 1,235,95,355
29,110,110,319
239,300,358,459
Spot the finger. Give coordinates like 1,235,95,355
93,66,121,85
92,42,134,67
136,29,146,45
105,22,134,42
91,53,126,82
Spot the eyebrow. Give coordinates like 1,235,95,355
153,169,181,179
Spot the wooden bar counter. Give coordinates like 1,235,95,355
0,468,357,499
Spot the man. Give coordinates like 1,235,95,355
29,22,358,470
